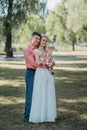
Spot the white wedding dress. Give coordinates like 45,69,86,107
29,49,57,123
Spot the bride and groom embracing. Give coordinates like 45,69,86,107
24,32,57,123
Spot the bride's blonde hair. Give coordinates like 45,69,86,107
41,34,48,50
41,34,48,39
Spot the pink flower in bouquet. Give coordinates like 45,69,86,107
46,48,52,56
44,47,55,68
44,57,55,68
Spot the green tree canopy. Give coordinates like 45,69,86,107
45,0,87,51
0,0,47,57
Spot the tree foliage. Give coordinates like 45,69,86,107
45,2,67,41
66,0,87,33
0,0,46,57
12,14,46,45
45,0,87,50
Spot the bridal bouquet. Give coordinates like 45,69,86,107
44,47,55,68
40,47,55,75
44,57,55,75
44,57,55,68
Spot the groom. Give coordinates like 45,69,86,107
24,32,42,122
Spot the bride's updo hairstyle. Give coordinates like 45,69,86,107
41,34,48,39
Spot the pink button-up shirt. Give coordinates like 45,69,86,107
24,44,37,69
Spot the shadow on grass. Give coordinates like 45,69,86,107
55,61,87,68
0,60,87,130
0,102,87,130
54,61,87,130
0,67,25,80
0,85,24,97
73,62,87,68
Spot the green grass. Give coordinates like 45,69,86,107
0,55,87,130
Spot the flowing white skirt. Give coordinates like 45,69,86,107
29,68,57,123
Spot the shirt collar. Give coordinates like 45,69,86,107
29,44,36,50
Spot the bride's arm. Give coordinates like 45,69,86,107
35,52,50,65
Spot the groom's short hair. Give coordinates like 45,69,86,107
32,31,42,39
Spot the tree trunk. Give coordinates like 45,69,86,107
4,0,13,57
5,32,13,57
72,42,75,51
72,37,76,51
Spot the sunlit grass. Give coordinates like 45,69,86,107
0,61,25,69
0,96,24,105
59,97,87,103
80,114,87,120
55,66,87,71
58,108,78,114
0,79,24,86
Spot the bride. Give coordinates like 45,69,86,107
29,34,57,123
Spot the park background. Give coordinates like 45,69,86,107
0,0,87,130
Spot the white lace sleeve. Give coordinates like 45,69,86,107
34,49,38,54
34,49,41,56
